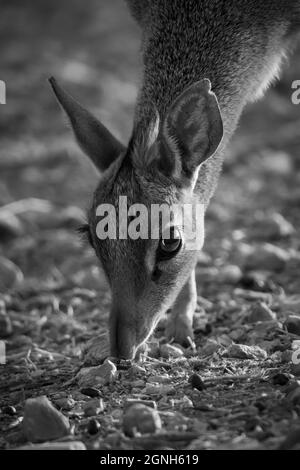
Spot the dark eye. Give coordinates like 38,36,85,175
158,227,182,260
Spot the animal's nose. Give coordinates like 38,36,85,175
109,306,137,360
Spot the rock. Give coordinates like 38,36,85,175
123,404,162,437
22,396,70,443
188,373,205,391
54,397,75,411
18,441,86,450
200,339,221,356
83,399,104,417
87,419,101,435
272,373,290,386
124,399,157,410
160,344,184,359
0,210,24,243
217,265,243,284
76,360,117,388
82,332,110,366
244,244,290,272
222,344,267,360
0,312,13,338
144,383,175,396
246,302,277,323
2,405,17,416
251,213,294,241
285,315,300,336
0,257,24,291
80,387,102,398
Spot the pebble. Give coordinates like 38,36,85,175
76,360,117,388
0,210,24,243
87,419,101,435
22,396,70,443
54,397,75,411
123,404,162,437
2,405,17,416
0,257,24,291
285,315,300,336
217,265,243,284
200,339,221,356
124,399,157,410
244,244,290,272
160,344,184,359
188,373,205,391
246,302,277,323
83,333,110,366
144,383,175,396
222,344,267,360
83,399,104,417
18,441,86,450
80,387,102,398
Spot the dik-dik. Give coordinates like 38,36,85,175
50,0,300,359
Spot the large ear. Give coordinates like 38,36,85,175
49,77,125,172
158,79,223,181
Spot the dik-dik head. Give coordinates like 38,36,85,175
50,78,223,359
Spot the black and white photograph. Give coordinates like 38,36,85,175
1,0,300,453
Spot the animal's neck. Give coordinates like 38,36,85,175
134,1,288,143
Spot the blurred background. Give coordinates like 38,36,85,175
0,0,300,293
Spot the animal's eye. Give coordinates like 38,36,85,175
158,227,182,259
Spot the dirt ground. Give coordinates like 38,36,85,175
1,0,300,450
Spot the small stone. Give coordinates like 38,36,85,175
0,257,24,291
0,313,13,338
222,344,267,360
18,441,86,450
160,344,184,359
272,373,290,386
181,396,194,408
123,404,162,437
22,396,70,443
0,210,24,243
200,339,221,356
83,398,104,417
247,302,277,323
144,383,175,396
2,405,17,416
54,397,75,411
76,360,117,388
124,399,157,411
217,265,243,284
87,418,101,435
244,244,290,272
80,387,102,398
285,315,300,336
83,333,110,366
188,373,205,391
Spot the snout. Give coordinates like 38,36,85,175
109,305,138,360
